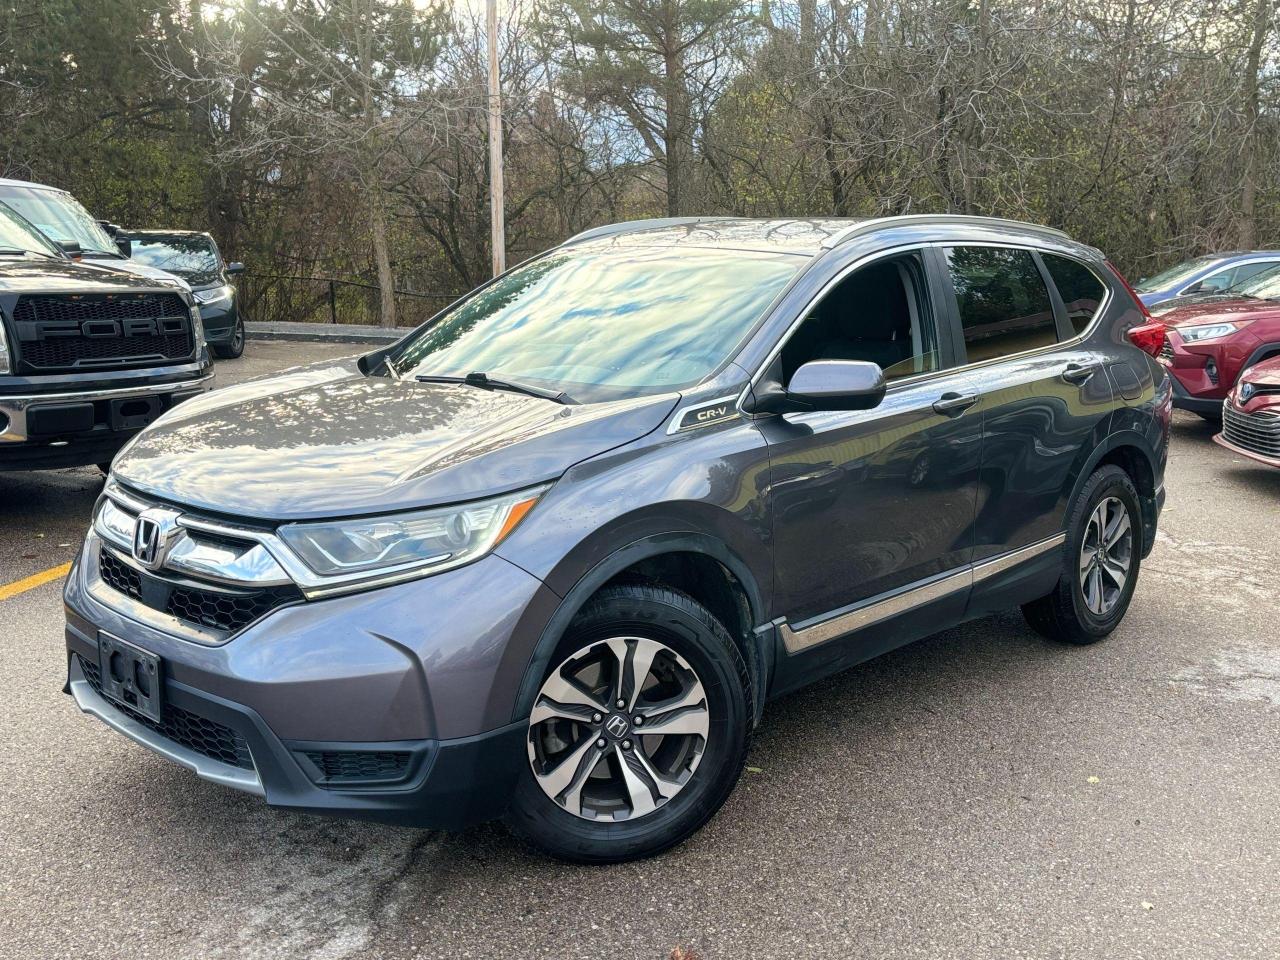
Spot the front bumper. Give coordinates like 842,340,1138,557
63,540,560,828
0,373,213,469
1167,375,1226,415
198,297,238,344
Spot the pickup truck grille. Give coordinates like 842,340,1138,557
9,293,193,372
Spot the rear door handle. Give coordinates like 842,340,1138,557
932,392,978,416
1062,362,1099,384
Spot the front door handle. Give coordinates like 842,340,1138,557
1062,362,1099,384
932,392,978,416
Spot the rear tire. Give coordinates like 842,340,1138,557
1022,465,1141,645
506,584,752,863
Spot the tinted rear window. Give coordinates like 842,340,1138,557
945,246,1056,362
1043,254,1106,335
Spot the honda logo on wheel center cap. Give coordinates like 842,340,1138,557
604,714,630,738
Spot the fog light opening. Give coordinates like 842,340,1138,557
1205,358,1218,384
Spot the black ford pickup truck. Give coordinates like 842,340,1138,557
0,203,212,471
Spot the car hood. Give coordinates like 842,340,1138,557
1162,299,1280,327
112,360,679,521
0,257,183,294
80,255,192,291
1240,354,1280,386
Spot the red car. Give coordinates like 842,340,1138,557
1158,293,1280,419
1216,355,1280,467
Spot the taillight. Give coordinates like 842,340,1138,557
1127,321,1166,357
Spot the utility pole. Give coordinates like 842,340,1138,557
487,0,506,276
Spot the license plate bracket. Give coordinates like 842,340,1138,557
97,633,163,722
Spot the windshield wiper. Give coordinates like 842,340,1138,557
0,247,57,259
415,371,577,405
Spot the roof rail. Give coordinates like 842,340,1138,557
820,214,1072,250
561,217,725,247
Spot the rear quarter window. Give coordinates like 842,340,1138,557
1042,254,1107,335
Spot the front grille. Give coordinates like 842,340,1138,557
301,750,413,785
164,583,293,632
96,546,301,635
10,293,193,372
1160,336,1174,362
1223,404,1280,459
98,549,142,601
79,655,254,770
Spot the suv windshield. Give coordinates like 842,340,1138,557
1135,256,1218,293
130,234,220,284
0,183,117,255
390,246,802,401
0,201,63,257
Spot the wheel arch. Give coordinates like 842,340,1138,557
510,532,771,726
1066,431,1160,557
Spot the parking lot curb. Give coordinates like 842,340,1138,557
245,321,406,344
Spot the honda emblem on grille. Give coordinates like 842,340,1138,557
131,508,182,571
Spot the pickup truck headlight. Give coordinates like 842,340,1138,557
277,487,545,580
193,285,233,307
1177,321,1244,343
188,302,206,347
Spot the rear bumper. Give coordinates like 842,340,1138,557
0,373,213,469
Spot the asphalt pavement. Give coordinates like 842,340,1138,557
2,342,1279,959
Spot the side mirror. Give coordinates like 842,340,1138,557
115,236,132,258
226,261,245,275
746,360,886,414
56,240,83,259
1181,282,1202,295
97,220,121,236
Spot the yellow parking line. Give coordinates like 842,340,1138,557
0,562,73,602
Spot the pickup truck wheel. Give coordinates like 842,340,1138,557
507,584,751,863
1022,465,1141,645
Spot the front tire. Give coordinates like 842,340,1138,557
1022,465,1141,645
506,584,752,863
211,318,245,359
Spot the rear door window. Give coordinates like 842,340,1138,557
1042,253,1107,335
944,246,1056,363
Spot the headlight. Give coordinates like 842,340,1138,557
0,319,10,374
1178,321,1242,343
194,285,233,306
188,302,206,346
277,486,545,581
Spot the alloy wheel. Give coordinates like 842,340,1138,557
527,636,710,822
1078,496,1133,616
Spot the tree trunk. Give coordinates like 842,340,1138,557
1239,0,1270,249
369,189,397,329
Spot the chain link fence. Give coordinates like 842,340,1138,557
237,275,457,329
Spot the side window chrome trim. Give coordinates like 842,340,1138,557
737,240,1114,415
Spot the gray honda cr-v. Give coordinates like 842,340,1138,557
64,216,1170,862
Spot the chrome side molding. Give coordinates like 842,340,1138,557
779,534,1067,654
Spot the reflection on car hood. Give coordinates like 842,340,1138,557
0,258,183,293
112,359,679,521
1241,354,1280,386
82,256,192,291
1162,299,1280,326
